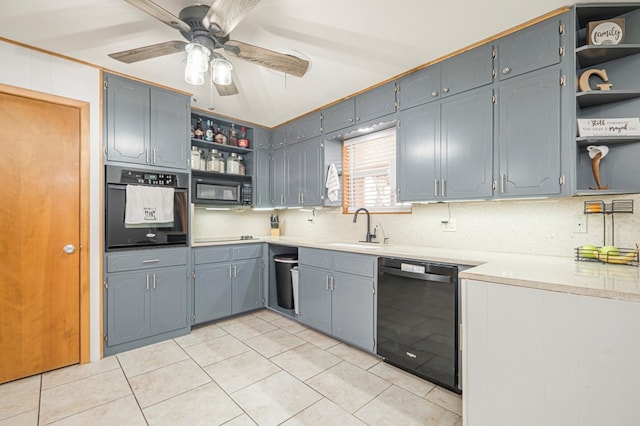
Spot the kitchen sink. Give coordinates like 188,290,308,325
328,242,383,250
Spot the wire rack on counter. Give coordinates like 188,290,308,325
575,199,637,267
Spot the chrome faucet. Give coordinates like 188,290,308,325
352,207,377,243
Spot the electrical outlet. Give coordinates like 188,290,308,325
441,218,457,232
573,214,587,233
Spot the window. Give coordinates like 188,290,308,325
343,127,410,213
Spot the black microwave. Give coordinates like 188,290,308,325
191,171,252,205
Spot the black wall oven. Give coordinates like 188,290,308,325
105,165,189,251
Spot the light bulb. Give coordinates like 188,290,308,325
211,58,233,86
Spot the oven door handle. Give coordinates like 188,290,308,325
379,265,453,283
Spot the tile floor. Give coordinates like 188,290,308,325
0,309,462,426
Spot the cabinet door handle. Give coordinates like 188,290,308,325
152,273,156,289
145,148,150,164
441,179,446,197
500,173,506,194
431,90,439,97
229,265,233,278
152,148,157,164
434,179,439,197
301,192,305,205
348,118,353,122
281,194,284,205
502,67,511,75
325,275,330,291
142,259,160,264
146,274,150,291
330,275,335,291
233,264,237,278
442,87,450,93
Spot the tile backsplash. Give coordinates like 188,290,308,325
192,194,640,258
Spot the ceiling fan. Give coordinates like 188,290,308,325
109,0,310,96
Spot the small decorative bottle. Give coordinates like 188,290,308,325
214,127,227,145
229,124,238,147
194,119,204,140
205,120,214,142
237,126,249,148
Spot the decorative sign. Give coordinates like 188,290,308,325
588,19,625,45
578,68,613,92
577,117,640,137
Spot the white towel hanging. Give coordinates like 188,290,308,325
125,185,175,226
325,163,340,202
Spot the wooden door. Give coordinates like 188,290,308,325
0,91,81,383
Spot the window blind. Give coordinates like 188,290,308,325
343,127,410,213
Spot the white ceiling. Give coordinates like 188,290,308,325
0,0,624,127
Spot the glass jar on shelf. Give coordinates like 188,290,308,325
206,149,224,173
226,152,240,174
190,146,201,170
198,149,206,171
238,155,246,176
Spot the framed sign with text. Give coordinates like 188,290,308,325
588,19,625,45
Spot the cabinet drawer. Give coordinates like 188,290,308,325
232,244,263,260
333,253,376,278
107,248,188,273
193,246,231,265
299,248,332,270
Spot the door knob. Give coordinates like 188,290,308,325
63,244,76,254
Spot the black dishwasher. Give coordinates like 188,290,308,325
377,257,460,393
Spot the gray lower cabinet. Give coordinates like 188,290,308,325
104,247,190,355
496,68,562,197
104,73,189,169
298,248,376,352
192,244,264,325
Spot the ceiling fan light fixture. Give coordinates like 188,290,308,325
185,43,210,73
184,66,205,85
211,57,233,86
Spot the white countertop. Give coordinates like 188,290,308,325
192,236,640,303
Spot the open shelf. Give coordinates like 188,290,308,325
576,135,640,146
576,44,640,68
576,90,640,108
191,138,253,154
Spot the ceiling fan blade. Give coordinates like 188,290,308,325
214,80,239,96
225,40,309,78
203,0,260,37
109,41,187,63
124,0,191,33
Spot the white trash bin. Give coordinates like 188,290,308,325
290,266,299,315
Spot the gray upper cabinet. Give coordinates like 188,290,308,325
105,73,189,169
398,65,441,110
105,75,150,165
287,113,322,144
398,88,494,202
322,83,398,134
398,44,493,110
355,82,397,123
271,148,286,207
321,101,355,134
286,137,324,207
439,88,494,200
271,126,286,149
497,16,562,80
496,68,561,197
253,126,270,150
254,149,271,208
441,44,494,98
397,102,439,202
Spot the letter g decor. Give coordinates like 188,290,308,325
578,68,613,92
